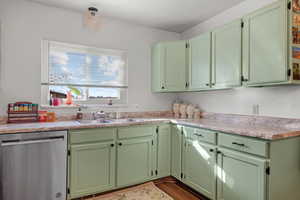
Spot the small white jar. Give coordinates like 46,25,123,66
179,104,187,119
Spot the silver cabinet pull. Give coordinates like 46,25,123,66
2,137,64,146
232,142,246,147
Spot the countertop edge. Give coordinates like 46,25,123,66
0,119,300,141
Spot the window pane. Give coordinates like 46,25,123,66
49,86,86,100
49,86,120,101
48,42,126,86
88,88,120,99
42,41,127,105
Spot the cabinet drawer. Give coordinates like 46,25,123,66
218,134,268,157
70,128,117,144
118,126,155,139
184,127,216,144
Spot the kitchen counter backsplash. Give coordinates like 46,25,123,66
0,110,174,125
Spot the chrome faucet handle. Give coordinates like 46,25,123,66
93,111,106,120
92,112,97,120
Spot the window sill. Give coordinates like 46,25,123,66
40,105,81,109
40,104,136,110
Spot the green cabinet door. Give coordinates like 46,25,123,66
217,148,267,200
157,125,171,178
212,20,242,89
188,33,212,90
171,125,183,180
151,41,187,92
164,41,187,92
243,0,288,85
183,139,216,200
69,142,116,199
151,44,164,92
117,137,153,187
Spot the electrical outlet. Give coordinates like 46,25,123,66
252,104,260,115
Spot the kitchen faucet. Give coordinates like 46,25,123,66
92,111,106,120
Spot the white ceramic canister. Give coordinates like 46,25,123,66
187,104,195,119
194,107,201,119
173,102,180,118
179,103,188,119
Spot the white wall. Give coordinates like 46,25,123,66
1,0,297,119
179,86,300,119
179,0,300,119
0,0,180,116
182,0,277,39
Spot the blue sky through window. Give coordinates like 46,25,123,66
48,46,125,99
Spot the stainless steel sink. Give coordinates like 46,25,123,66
114,118,146,123
77,119,114,124
77,118,146,124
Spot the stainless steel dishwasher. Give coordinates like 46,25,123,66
0,131,67,200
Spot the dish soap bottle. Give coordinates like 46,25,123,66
76,108,83,120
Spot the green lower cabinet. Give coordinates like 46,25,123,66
157,125,171,178
116,137,154,187
171,125,183,180
217,148,267,200
183,139,216,200
69,142,116,199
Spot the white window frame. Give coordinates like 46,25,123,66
41,40,128,106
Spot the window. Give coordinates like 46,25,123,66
41,41,128,106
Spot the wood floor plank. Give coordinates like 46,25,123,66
155,182,202,200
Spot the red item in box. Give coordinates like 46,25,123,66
38,111,48,122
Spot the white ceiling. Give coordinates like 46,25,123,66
29,0,246,33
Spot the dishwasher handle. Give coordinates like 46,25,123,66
1,136,65,147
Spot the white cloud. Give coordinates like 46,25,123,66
85,56,92,65
98,56,125,83
98,55,109,66
50,51,69,65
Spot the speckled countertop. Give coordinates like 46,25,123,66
0,116,300,140
174,119,300,140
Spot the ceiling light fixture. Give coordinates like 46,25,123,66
83,7,101,31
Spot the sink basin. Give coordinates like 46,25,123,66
77,119,114,124
77,118,146,125
115,118,145,123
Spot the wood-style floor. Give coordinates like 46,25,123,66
154,177,208,200
82,177,208,200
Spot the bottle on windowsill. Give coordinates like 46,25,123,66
76,108,83,120
49,95,53,106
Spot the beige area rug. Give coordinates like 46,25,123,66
91,182,174,200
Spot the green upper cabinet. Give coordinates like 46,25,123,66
151,43,164,92
183,139,216,200
116,137,154,187
188,33,212,90
156,125,171,178
217,148,267,200
151,41,187,92
69,142,116,199
151,0,300,91
242,0,288,86
212,20,242,89
171,125,183,180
